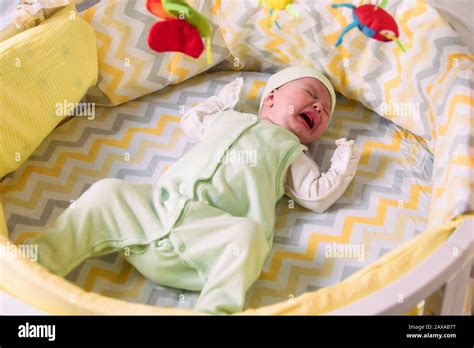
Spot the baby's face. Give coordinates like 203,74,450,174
260,77,332,145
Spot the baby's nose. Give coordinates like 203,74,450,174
312,102,323,113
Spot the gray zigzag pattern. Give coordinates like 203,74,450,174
6,149,191,231
123,0,229,87
147,287,198,308
306,251,385,292
82,1,230,105
75,0,100,12
7,112,431,248
273,114,431,246
123,0,169,87
65,250,120,282
304,4,330,70
239,7,275,63
413,36,465,140
273,166,430,247
434,133,472,178
357,2,461,140
7,198,75,232
4,69,435,309
28,79,229,162
363,43,390,116
116,141,196,179
432,76,472,175
434,77,472,127
6,76,256,230
308,119,388,173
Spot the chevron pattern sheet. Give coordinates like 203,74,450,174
213,0,473,238
78,0,230,106
76,0,472,233
1,71,434,311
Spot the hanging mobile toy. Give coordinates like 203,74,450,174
331,0,406,52
259,0,300,29
146,0,213,63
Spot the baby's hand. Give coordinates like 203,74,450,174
330,137,360,174
217,77,244,110
335,137,354,147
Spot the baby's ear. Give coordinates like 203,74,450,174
262,90,275,107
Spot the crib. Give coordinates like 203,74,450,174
0,0,473,315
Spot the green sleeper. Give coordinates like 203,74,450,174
29,110,308,314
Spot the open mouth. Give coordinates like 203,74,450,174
298,111,317,130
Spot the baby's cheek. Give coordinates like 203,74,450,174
287,103,295,116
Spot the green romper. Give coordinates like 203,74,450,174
29,110,307,314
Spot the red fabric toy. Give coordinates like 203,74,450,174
146,0,213,63
354,4,398,42
331,2,406,52
147,19,204,58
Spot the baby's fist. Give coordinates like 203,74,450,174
217,77,244,110
335,137,355,147
331,138,360,174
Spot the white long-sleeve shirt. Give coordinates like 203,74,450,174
180,78,360,213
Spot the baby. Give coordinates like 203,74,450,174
28,65,360,315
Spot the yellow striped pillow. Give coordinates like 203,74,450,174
0,3,98,178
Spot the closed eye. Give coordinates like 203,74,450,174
305,89,316,98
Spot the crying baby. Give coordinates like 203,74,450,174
30,65,360,315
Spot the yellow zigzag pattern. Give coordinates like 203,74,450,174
359,130,408,166
84,6,128,104
83,259,134,292
429,178,473,230
427,54,474,94
260,182,431,282
437,94,473,136
211,0,221,17
326,100,370,138
275,132,428,232
280,15,306,64
10,118,188,296
246,80,267,101
400,16,440,132
326,2,352,93
0,115,181,199
249,211,426,307
359,214,427,260
383,1,425,122
435,176,474,209
100,271,149,299
4,127,184,211
99,2,152,98
168,54,191,82
259,13,289,64
428,77,462,147
82,2,201,104
434,156,474,199
271,130,430,261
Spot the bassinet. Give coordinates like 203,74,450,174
1,0,472,315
